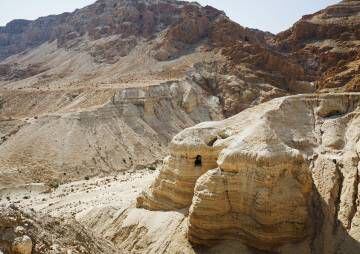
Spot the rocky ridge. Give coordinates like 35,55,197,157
274,0,360,91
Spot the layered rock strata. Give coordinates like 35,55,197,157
274,0,360,91
0,80,222,187
138,93,360,253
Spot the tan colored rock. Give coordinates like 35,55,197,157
0,80,222,188
11,235,32,254
138,93,360,253
137,123,224,210
182,87,198,113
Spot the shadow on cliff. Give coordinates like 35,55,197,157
190,184,360,254
308,185,360,254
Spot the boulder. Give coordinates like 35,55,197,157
12,236,32,254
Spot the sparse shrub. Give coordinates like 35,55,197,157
148,166,156,171
49,180,60,189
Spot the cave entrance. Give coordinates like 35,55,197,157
195,155,202,167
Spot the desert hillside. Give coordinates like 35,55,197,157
0,0,360,253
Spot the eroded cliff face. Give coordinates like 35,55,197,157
0,0,312,205
0,0,315,98
0,0,195,61
0,0,226,64
274,0,360,92
0,80,222,187
138,93,360,253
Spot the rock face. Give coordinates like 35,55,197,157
138,93,360,253
0,0,318,100
274,0,360,91
0,0,224,63
0,80,222,187
0,0,357,144
189,61,289,117
0,0,358,93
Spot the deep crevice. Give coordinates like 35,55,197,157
322,110,346,119
348,162,360,230
207,137,218,147
309,183,325,254
223,175,233,213
334,162,344,233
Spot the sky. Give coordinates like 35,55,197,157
0,0,341,34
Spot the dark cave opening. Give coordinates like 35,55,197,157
195,155,202,167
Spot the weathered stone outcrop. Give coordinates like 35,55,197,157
138,93,360,253
0,63,47,81
0,206,116,254
11,235,32,254
274,0,360,91
190,61,290,117
137,124,222,210
0,0,359,98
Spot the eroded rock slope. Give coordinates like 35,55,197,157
0,0,301,185
0,80,222,187
0,206,116,254
1,0,359,186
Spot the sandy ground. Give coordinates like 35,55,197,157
0,169,158,219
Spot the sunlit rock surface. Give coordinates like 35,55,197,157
138,93,360,253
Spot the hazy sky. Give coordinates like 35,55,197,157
0,0,340,33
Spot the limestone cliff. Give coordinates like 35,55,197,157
138,93,360,253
